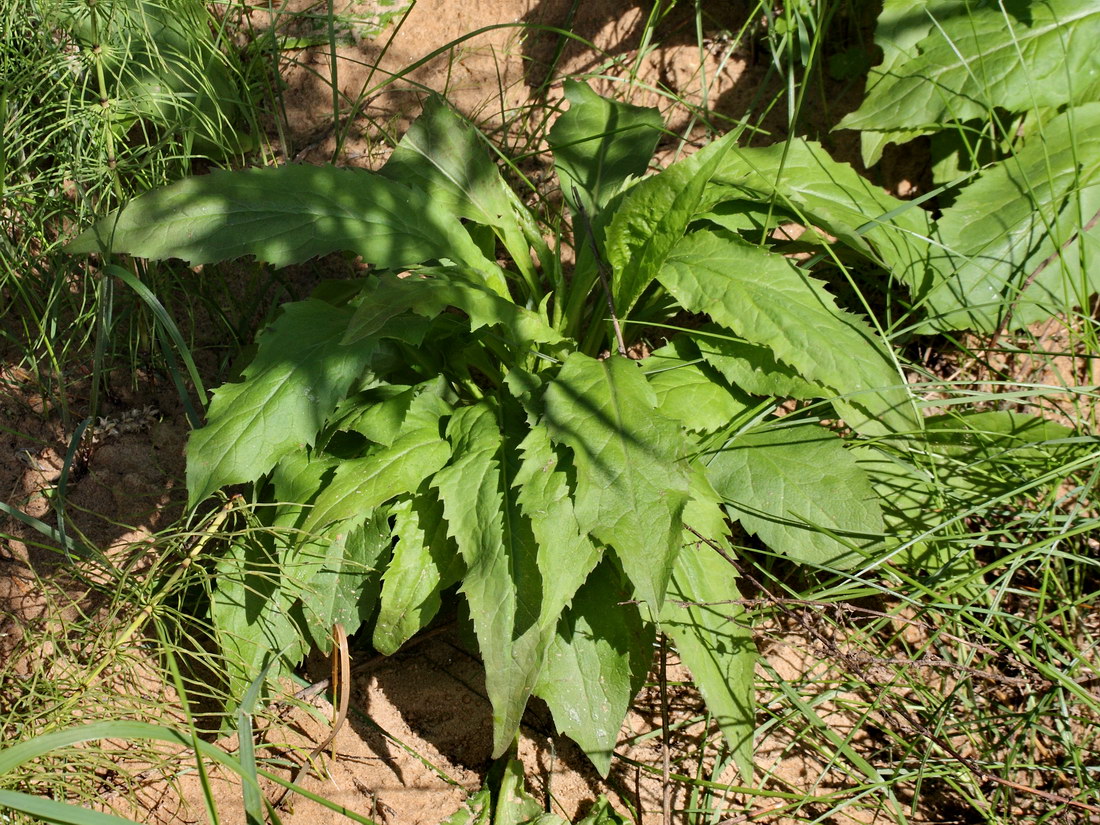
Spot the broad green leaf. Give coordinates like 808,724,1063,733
663,470,756,781
645,337,752,432
381,96,522,235
298,509,391,652
706,422,885,568
660,231,917,435
838,0,1100,133
707,140,933,297
301,415,451,535
186,299,378,506
343,270,563,347
923,104,1100,332
373,492,464,655
549,79,662,215
432,403,543,757
66,165,504,286
605,133,735,316
212,534,308,708
379,96,536,279
694,331,828,401
534,560,654,777
844,0,951,165
542,353,691,609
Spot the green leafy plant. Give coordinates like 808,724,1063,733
66,78,1079,792
836,0,1100,333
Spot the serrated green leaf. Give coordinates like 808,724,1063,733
549,79,662,216
838,0,1100,133
605,133,735,316
432,404,540,757
660,231,916,435
694,330,827,401
664,472,755,781
543,353,691,609
301,417,451,535
706,422,885,568
66,165,502,284
331,379,452,447
534,559,653,777
645,337,752,432
707,140,933,297
923,104,1100,332
373,492,464,655
343,270,563,347
186,299,378,506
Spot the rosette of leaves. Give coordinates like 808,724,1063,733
836,0,1100,332
68,82,1076,783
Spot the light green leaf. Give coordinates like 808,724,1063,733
186,299,378,506
534,560,653,777
381,96,521,234
645,337,752,432
838,0,1100,133
549,79,662,215
660,231,917,435
66,165,501,282
373,492,464,655
543,353,691,609
301,416,451,535
664,471,756,781
513,422,602,622
331,379,452,447
343,269,563,347
924,104,1100,332
706,422,885,568
844,0,951,165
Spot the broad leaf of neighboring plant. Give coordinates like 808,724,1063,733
542,353,691,609
186,299,380,505
379,96,535,278
662,470,756,781
548,79,663,215
660,230,917,436
846,0,948,166
838,0,1100,133
66,165,507,292
923,104,1100,332
533,559,652,777
707,139,933,301
706,422,885,568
